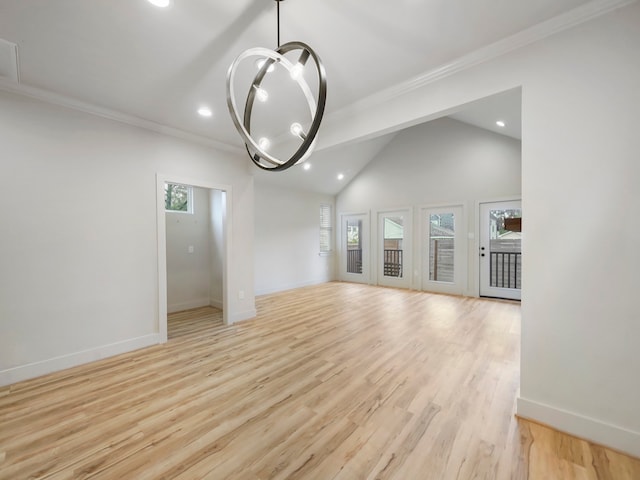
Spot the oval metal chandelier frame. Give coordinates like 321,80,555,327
226,42,327,171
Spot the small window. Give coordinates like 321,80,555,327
320,204,332,253
164,183,193,213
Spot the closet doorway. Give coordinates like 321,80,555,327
156,174,231,342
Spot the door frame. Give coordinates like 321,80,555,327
420,203,467,295
476,197,522,299
339,212,371,284
156,174,232,342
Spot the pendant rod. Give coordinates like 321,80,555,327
277,0,281,47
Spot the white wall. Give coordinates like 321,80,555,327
337,117,522,296
325,3,640,456
254,183,335,295
166,186,212,313
0,90,256,386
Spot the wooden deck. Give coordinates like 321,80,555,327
1,282,638,479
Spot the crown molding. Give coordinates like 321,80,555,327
326,0,637,123
0,78,243,155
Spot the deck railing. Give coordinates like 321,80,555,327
490,251,521,289
347,248,362,274
383,249,403,277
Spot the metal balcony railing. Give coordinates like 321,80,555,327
383,249,403,278
490,251,521,289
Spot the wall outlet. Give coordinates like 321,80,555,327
188,245,194,253
238,290,245,300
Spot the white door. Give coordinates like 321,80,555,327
422,205,465,295
479,201,522,300
341,213,369,283
377,210,411,288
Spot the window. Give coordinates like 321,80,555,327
320,204,332,253
164,183,193,213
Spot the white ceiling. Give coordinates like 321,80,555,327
0,0,593,192
449,88,522,140
253,132,397,195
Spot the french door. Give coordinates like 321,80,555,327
422,205,465,295
479,200,522,300
340,213,369,283
377,210,411,288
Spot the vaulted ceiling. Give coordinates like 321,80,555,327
0,0,595,192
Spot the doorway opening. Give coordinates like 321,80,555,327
156,174,232,343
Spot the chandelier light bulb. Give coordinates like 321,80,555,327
255,87,268,102
290,63,303,80
258,137,270,150
256,58,275,73
290,122,304,137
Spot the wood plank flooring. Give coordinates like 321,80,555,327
1,282,639,479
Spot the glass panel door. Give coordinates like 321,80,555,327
346,218,363,274
378,210,411,288
422,206,465,295
479,201,522,300
341,213,369,283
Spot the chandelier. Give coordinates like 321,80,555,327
226,0,327,171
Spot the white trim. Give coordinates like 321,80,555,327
229,309,257,324
0,77,243,154
0,334,160,387
255,278,331,297
209,299,224,310
167,297,212,314
517,397,640,458
323,0,636,127
156,174,233,342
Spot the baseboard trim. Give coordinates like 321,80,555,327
0,333,160,387
229,309,257,324
209,299,223,309
167,298,211,314
255,278,330,297
517,396,640,458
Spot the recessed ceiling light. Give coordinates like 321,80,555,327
496,120,506,127
303,163,311,171
197,106,212,117
337,173,344,180
147,0,171,7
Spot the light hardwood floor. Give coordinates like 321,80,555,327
1,282,639,479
